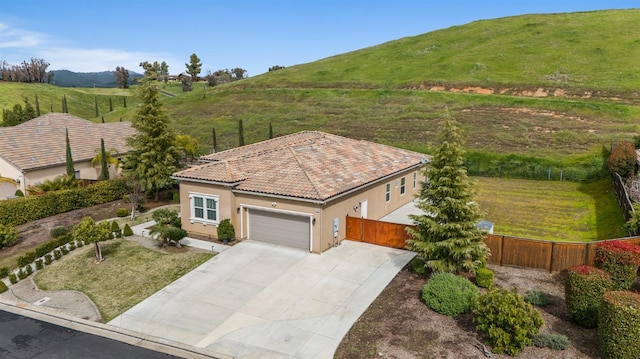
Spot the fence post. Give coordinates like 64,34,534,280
549,241,555,272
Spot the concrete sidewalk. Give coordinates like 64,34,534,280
110,240,415,359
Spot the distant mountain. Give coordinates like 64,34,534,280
51,70,142,88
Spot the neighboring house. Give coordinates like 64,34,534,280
0,113,135,197
172,131,430,253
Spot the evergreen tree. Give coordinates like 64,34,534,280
407,117,489,274
123,96,127,108
98,138,109,180
109,97,113,112
123,78,180,201
62,94,68,113
185,53,202,84
212,127,217,153
239,119,244,146
65,128,75,177
35,94,40,117
269,122,273,139
94,96,99,117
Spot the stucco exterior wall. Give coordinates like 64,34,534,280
177,167,425,253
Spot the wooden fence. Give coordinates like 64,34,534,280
345,215,640,272
611,172,635,226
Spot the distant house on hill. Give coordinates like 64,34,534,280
0,113,135,198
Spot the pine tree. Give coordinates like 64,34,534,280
123,78,180,201
65,128,75,177
238,119,244,146
98,138,109,180
407,117,489,274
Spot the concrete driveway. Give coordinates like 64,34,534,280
109,240,415,359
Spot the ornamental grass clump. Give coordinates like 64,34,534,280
472,287,544,356
598,291,640,359
422,272,479,316
594,240,640,290
565,265,613,328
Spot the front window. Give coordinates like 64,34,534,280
400,177,406,195
190,193,219,223
385,183,391,202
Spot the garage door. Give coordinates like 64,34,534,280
248,209,310,250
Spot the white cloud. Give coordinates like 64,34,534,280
0,22,48,48
39,47,182,73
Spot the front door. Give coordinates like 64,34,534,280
360,199,368,219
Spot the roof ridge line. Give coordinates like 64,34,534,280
287,146,323,199
202,131,325,161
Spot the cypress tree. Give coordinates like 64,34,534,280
101,116,105,123
65,128,75,177
35,94,40,117
238,119,244,146
94,96,99,117
269,122,273,139
407,116,489,274
62,95,68,113
123,96,127,108
212,127,217,153
98,138,109,180
109,97,113,112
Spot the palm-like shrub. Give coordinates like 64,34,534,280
27,175,78,195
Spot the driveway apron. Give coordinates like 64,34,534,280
109,240,415,359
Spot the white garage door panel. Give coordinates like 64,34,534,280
249,209,310,250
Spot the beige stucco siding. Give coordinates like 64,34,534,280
177,167,424,253
0,157,22,195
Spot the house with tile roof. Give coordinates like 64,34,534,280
0,113,135,198
172,131,430,253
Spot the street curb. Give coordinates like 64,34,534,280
0,299,233,359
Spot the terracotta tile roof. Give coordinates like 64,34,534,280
174,131,430,201
0,113,135,171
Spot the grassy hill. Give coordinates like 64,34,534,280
2,9,640,181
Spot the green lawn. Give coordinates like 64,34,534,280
34,239,214,322
474,177,627,241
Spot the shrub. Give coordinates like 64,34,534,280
123,223,133,237
422,272,479,316
172,192,180,203
60,245,68,255
532,333,570,350
0,223,18,249
217,219,235,241
68,242,76,251
35,259,43,270
607,141,637,178
44,254,52,265
410,257,428,276
0,280,7,293
9,274,17,284
17,251,37,267
14,189,24,197
53,249,62,260
110,221,122,238
565,265,613,328
595,240,640,290
50,226,69,238
152,209,180,226
475,267,494,288
524,288,551,307
0,178,128,227
0,267,8,278
24,265,33,275
116,207,129,217
17,268,27,280
472,287,544,356
598,291,640,359
76,240,85,247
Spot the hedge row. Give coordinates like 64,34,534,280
595,240,640,291
0,179,128,227
16,235,74,268
598,291,640,359
565,265,613,328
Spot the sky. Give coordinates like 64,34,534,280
1,1,638,77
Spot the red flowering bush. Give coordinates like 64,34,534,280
607,141,637,178
595,240,640,290
565,265,613,328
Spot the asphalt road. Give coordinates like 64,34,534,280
0,309,179,359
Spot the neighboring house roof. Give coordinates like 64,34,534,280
0,113,135,171
173,131,430,202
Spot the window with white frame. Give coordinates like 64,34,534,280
413,172,417,189
190,193,219,223
385,183,391,202
400,177,406,195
